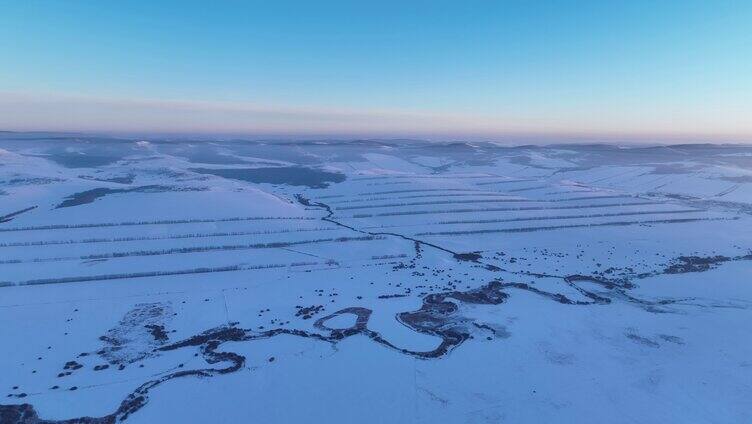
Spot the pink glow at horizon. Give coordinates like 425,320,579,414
1,92,750,143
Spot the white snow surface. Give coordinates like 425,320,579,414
0,136,751,423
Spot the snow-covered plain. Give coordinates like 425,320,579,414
1,134,751,423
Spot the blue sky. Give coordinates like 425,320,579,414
0,0,750,141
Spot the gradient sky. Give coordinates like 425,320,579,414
1,0,750,141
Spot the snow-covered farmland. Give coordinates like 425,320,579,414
1,135,751,423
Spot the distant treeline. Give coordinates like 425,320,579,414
546,195,635,202
1,236,382,264
336,198,539,211
332,194,633,206
331,192,513,204
505,185,548,193
355,175,503,180
475,179,537,186
351,201,661,218
0,227,338,248
430,209,700,226
0,206,38,223
415,217,731,236
0,215,315,233
13,261,320,286
365,181,410,186
357,188,486,196
371,254,408,260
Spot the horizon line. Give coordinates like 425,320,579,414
1,92,750,144
2,128,750,147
